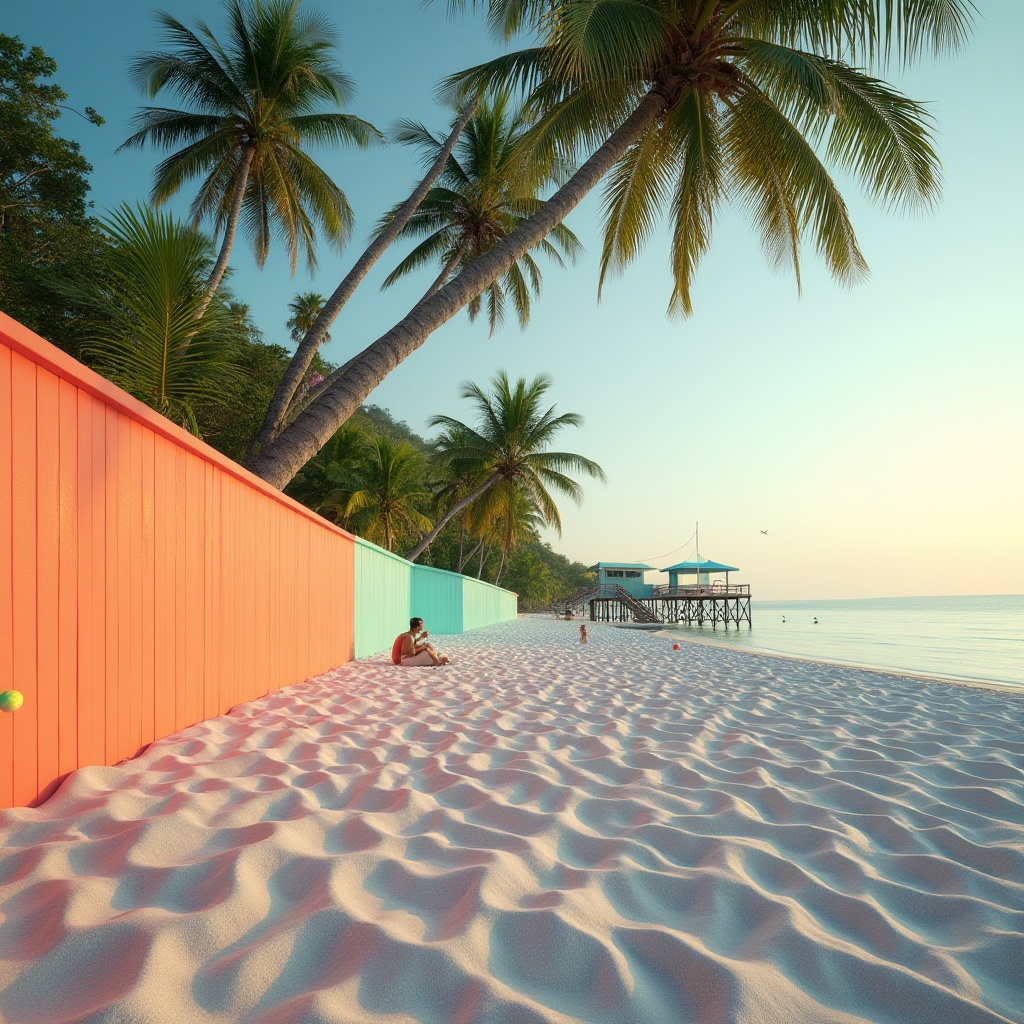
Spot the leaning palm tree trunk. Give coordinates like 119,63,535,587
249,100,480,458
458,537,483,573
421,241,467,303
287,234,462,414
249,90,668,490
194,146,255,323
406,471,500,561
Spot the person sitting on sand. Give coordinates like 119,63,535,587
392,617,449,666
579,624,588,645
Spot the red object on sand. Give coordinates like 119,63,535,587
391,636,404,665
673,643,680,650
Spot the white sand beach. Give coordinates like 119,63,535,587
1,619,1022,1024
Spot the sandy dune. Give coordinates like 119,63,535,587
1,619,1022,1024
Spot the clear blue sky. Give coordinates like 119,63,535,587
6,1,1022,599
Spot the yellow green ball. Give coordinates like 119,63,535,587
0,690,24,713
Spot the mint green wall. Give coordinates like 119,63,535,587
462,576,518,633
354,539,517,657
354,540,412,659
411,564,464,635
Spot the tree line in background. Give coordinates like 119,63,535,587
1,2,973,599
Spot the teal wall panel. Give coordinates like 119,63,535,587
354,540,412,658
411,565,463,636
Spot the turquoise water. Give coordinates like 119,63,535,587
661,594,1023,687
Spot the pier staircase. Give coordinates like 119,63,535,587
561,585,663,624
560,586,600,615
611,585,663,624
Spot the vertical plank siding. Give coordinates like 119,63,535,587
462,576,519,634
355,539,519,658
0,312,515,810
0,315,357,808
10,351,38,808
0,345,15,809
411,565,464,636
354,540,413,659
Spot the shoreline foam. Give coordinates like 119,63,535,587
1,619,1022,1023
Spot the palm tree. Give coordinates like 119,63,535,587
406,371,605,561
247,0,972,491
346,436,433,552
485,481,546,584
284,422,363,524
249,99,481,457
119,0,381,315
277,290,331,426
69,204,239,434
379,94,581,334
428,422,492,571
286,291,330,345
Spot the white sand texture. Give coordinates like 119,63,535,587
1,619,1022,1024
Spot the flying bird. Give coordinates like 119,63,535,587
760,530,768,535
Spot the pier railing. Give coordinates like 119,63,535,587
651,584,750,598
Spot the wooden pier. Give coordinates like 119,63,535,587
565,583,752,630
647,583,751,629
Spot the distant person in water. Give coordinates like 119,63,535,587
392,617,449,666
580,624,588,645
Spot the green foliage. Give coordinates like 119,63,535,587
67,204,241,433
501,547,554,606
286,291,330,344
281,388,595,603
120,0,383,272
441,0,973,314
344,435,433,551
351,404,427,449
284,422,364,521
380,93,581,333
193,303,282,458
0,34,108,357
430,370,606,535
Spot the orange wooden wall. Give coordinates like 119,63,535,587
0,313,356,809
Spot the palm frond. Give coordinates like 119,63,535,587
726,80,868,293
738,40,940,210
71,204,241,432
598,117,675,296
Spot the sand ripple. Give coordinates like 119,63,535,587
1,619,1022,1023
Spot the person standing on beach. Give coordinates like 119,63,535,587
579,624,588,645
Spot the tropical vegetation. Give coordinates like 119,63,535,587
246,0,974,490
379,95,581,333
65,204,241,432
281,397,599,606
1,1,975,601
0,34,107,358
408,371,605,560
119,0,381,309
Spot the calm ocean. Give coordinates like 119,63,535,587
661,594,1023,688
